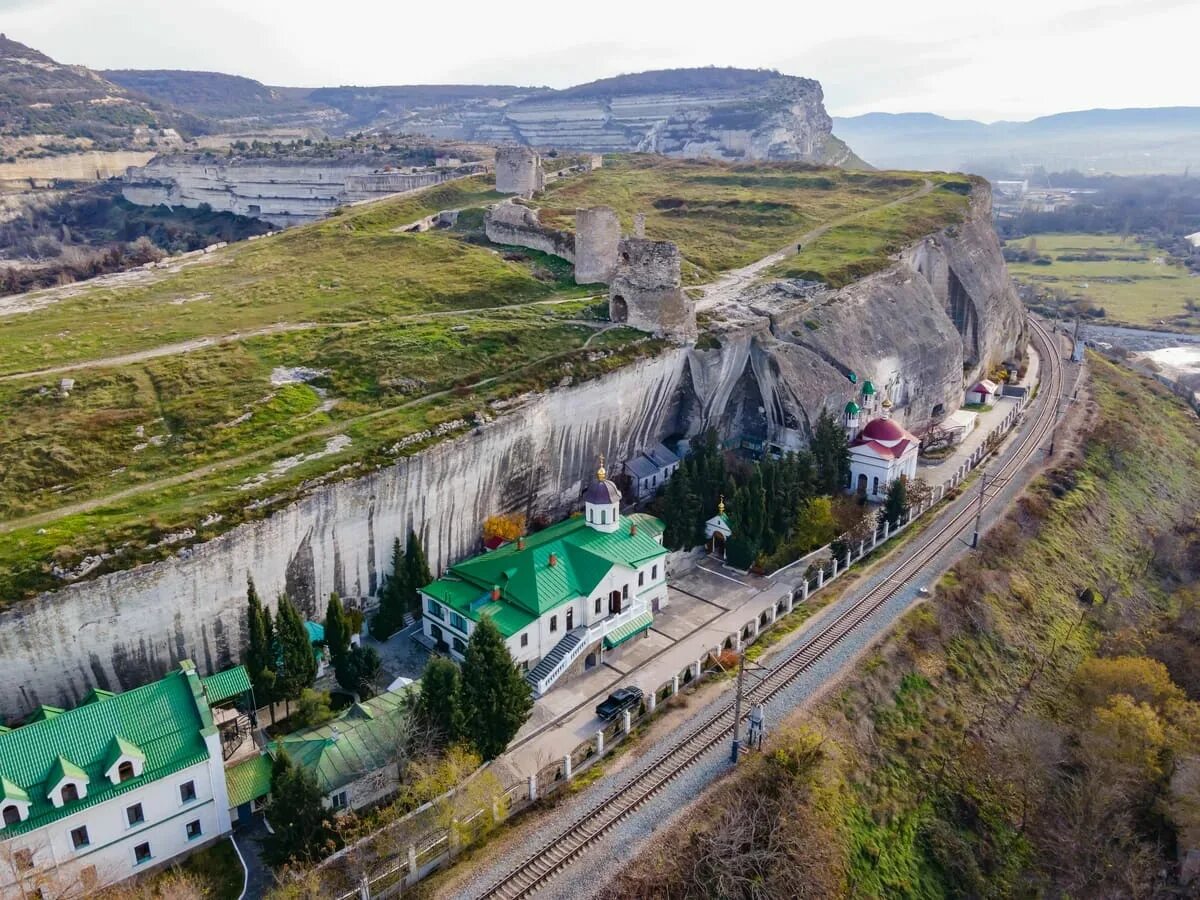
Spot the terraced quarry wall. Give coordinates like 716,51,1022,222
0,165,1025,716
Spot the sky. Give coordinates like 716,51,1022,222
2,0,1196,121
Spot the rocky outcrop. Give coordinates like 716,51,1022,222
395,69,850,165
0,189,1024,717
123,155,483,227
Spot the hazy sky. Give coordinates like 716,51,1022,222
3,0,1195,120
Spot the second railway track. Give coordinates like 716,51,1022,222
476,315,1068,900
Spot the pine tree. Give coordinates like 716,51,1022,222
262,749,340,866
244,577,276,713
275,595,318,705
460,616,533,759
403,529,432,616
324,592,351,668
371,537,407,640
419,656,463,745
812,408,851,496
884,476,909,529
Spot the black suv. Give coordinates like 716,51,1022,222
596,686,643,720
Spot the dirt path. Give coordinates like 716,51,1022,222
0,296,601,381
697,178,934,310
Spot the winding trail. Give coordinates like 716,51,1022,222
697,178,934,310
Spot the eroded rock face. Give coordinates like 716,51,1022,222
0,190,1024,717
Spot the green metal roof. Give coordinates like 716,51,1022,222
845,400,861,414
201,666,252,705
861,380,876,396
103,735,145,775
628,512,665,539
269,689,411,795
30,706,64,723
225,754,272,808
426,514,668,636
305,621,325,643
603,611,654,649
82,688,115,705
0,661,217,836
0,777,30,805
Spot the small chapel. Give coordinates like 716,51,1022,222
843,379,919,501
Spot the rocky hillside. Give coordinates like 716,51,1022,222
105,64,864,165
0,34,205,149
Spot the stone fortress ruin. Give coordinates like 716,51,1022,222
608,238,695,339
494,145,545,196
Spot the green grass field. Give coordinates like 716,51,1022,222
0,155,969,601
1007,232,1200,329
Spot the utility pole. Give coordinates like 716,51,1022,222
731,650,746,763
971,468,988,549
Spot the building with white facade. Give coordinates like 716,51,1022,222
966,379,1001,406
848,417,920,501
421,458,669,697
0,661,237,896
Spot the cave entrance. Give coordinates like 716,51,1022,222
611,295,628,323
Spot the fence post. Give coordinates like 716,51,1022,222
801,579,809,601
845,549,852,570
596,729,605,755
359,873,370,900
563,753,573,781
694,658,704,680
816,568,824,589
831,557,839,579
647,691,656,714
858,540,866,559
622,709,632,735
883,520,890,539
785,591,794,613
406,844,418,886
528,773,537,802
672,674,680,695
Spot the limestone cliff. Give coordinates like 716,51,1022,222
0,188,1023,717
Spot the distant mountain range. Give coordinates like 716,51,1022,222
833,109,1200,176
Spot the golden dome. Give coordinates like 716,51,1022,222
597,453,606,481
718,494,726,515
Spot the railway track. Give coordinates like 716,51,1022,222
476,316,1067,899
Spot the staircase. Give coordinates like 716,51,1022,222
525,628,587,697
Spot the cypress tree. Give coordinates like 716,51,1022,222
324,592,351,668
418,656,463,746
275,595,318,704
460,616,533,759
884,476,909,529
812,408,851,496
336,645,382,699
403,529,432,616
244,577,276,712
371,537,407,640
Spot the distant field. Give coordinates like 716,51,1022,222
1007,233,1200,329
0,156,968,601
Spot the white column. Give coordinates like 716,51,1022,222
647,691,657,714
672,674,680,695
595,729,605,755
528,774,537,802
563,754,572,780
816,568,824,589
622,709,631,735
831,558,839,579
801,580,809,601
407,845,418,885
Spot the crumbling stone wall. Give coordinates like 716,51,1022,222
609,239,696,340
574,206,621,284
495,146,544,196
484,201,575,261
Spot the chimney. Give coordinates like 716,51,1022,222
330,726,341,743
629,523,638,536
491,585,500,601
517,536,525,550
548,553,558,568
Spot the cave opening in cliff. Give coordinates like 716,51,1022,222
947,269,979,363
611,295,628,323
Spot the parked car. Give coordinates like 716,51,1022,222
596,686,644,720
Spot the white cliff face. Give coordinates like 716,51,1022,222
0,190,1025,717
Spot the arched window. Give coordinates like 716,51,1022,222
61,783,79,804
601,509,607,525
3,805,20,825
118,761,135,783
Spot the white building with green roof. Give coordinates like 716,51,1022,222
421,459,669,697
0,661,237,896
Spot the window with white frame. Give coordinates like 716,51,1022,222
186,819,202,840
70,825,89,850
134,842,151,864
179,780,196,803
126,802,144,826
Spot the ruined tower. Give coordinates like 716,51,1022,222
494,145,544,196
574,206,621,284
608,238,696,340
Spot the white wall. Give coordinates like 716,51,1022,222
0,758,223,897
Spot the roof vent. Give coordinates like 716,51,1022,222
330,726,341,743
491,585,501,601
517,537,525,550
548,553,558,568
629,523,638,536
